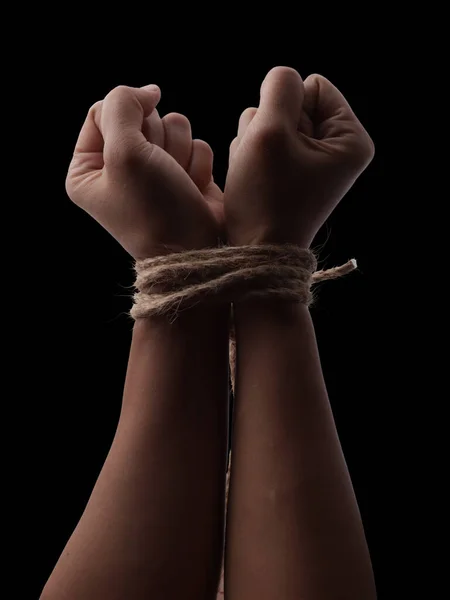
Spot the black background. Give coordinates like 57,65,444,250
19,31,419,599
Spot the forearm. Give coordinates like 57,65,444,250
225,300,376,600
42,305,230,600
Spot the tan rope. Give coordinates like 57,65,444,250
130,244,357,387
128,243,358,597
129,245,315,318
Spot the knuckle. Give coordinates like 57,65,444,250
103,85,135,111
364,134,376,159
65,171,83,205
270,66,300,81
65,174,75,199
355,132,376,164
241,106,257,120
254,123,289,149
87,99,102,115
107,84,132,99
345,128,375,166
197,139,213,155
204,139,213,153
165,112,190,128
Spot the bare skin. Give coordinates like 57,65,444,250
41,66,377,599
223,67,377,599
41,85,229,599
42,308,229,600
226,301,376,599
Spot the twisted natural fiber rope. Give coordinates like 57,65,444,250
130,245,356,318
128,244,357,596
130,245,315,320
129,244,357,389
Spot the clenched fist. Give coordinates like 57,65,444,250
66,84,224,260
225,67,375,249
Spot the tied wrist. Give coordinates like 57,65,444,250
128,243,359,518
128,244,358,323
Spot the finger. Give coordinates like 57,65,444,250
229,137,240,164
304,74,375,158
188,139,213,191
237,107,258,139
100,84,161,165
303,74,360,128
258,66,305,128
298,109,315,137
74,100,104,154
161,112,193,170
142,107,165,148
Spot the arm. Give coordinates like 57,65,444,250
41,303,230,600
44,82,231,599
224,298,377,599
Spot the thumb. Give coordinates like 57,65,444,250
258,66,305,128
303,74,361,135
100,84,161,164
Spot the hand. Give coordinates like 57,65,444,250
66,84,224,260
224,66,375,249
